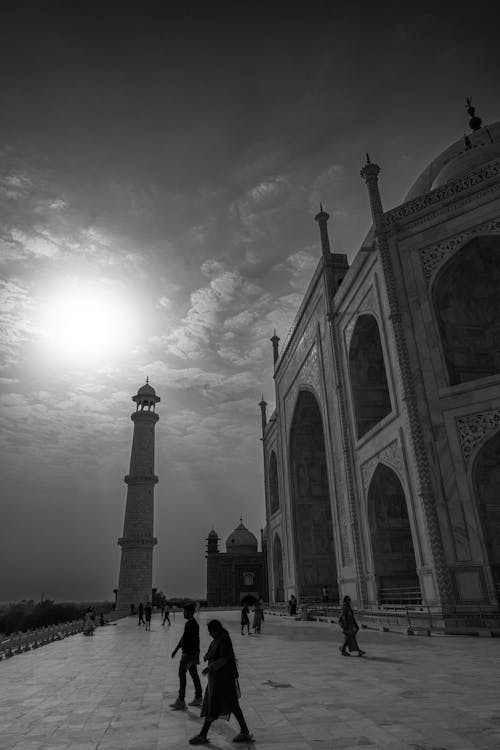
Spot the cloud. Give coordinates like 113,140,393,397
309,163,344,211
238,175,291,221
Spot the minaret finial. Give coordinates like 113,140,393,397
320,202,323,212
146,376,149,384
366,153,371,165
465,96,482,132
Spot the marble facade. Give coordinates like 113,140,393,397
261,119,500,617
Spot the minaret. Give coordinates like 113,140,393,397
258,395,267,435
270,330,280,366
206,529,219,607
314,205,349,291
116,380,160,615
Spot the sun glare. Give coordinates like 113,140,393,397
39,279,140,365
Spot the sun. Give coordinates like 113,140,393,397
38,278,140,365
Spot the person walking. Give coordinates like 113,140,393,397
240,603,250,635
339,595,365,656
321,585,329,603
252,599,264,635
288,594,297,617
189,619,254,745
137,602,145,626
162,601,171,626
145,601,152,631
170,602,203,710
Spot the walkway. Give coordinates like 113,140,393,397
0,610,499,750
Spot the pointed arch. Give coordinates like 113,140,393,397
348,314,391,439
273,533,284,603
367,463,420,605
472,429,500,600
432,235,500,385
289,389,338,600
269,451,279,515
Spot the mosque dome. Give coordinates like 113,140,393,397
403,121,500,202
225,521,258,554
138,382,156,396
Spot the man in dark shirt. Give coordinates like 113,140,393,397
170,602,202,709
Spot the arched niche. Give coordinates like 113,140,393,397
348,314,391,439
472,430,500,600
432,235,500,386
273,534,284,603
269,451,279,515
289,389,338,600
367,463,420,605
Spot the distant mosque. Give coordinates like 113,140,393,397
260,100,500,622
206,520,267,606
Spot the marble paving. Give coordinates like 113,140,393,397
0,609,499,749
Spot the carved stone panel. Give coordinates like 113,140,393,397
456,410,500,468
361,439,405,492
420,218,500,283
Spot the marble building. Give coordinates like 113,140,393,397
260,104,500,618
206,520,267,606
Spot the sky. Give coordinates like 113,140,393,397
1,1,499,602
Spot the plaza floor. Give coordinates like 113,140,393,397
0,610,499,750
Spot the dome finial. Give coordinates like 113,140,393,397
366,152,371,165
465,96,482,131
146,376,149,385
463,132,471,150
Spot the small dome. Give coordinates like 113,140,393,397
138,382,156,396
208,529,218,539
225,521,258,554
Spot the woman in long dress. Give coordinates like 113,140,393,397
339,595,365,656
189,619,253,745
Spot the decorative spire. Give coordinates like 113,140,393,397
314,204,331,258
258,395,267,434
270,329,280,365
146,376,149,384
466,96,482,132
366,152,371,165
360,156,384,227
463,132,471,150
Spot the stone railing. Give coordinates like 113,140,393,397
0,619,84,660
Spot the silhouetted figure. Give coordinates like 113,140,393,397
339,595,365,656
170,603,202,710
288,594,297,616
161,601,171,626
189,619,253,745
252,599,264,634
145,601,152,630
137,602,145,626
321,585,329,603
240,604,250,635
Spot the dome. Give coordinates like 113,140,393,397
431,141,500,189
225,521,258,554
208,529,218,539
404,122,500,202
138,382,156,396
